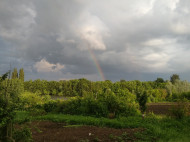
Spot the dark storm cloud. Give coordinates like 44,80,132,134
1,0,190,81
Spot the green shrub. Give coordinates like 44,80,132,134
57,90,140,118
138,91,148,113
181,92,190,100
57,97,81,115
170,99,190,119
13,126,32,142
44,100,58,113
19,92,51,110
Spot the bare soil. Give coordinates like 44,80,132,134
146,103,175,115
147,102,190,115
29,121,143,142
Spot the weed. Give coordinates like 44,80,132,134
80,139,89,142
13,126,32,142
170,99,190,119
93,137,101,142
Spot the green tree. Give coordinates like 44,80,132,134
11,68,18,79
155,78,164,83
170,74,180,84
76,78,90,96
19,68,24,82
0,72,24,141
138,91,148,113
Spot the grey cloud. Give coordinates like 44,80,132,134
1,0,190,81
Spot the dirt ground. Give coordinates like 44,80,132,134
147,102,190,115
30,121,143,142
146,103,175,115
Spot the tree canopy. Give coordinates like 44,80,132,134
170,74,180,84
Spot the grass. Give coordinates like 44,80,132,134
63,124,83,128
15,111,190,142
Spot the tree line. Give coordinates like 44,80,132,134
24,74,190,102
7,68,190,102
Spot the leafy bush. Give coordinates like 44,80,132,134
57,90,140,118
13,126,32,142
44,100,58,113
19,92,51,110
170,99,190,119
138,91,148,113
57,97,81,115
181,92,190,100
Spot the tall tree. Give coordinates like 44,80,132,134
11,68,18,79
170,74,180,84
155,78,164,83
19,68,24,81
138,91,148,114
0,71,25,141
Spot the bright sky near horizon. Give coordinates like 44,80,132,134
0,0,190,81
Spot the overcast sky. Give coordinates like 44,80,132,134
0,0,190,81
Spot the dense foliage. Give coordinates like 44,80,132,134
24,77,190,102
51,88,140,117
0,73,25,141
22,75,190,118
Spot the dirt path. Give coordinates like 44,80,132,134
30,121,142,142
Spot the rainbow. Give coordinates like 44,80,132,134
87,47,105,81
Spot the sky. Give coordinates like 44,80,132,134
0,0,190,81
